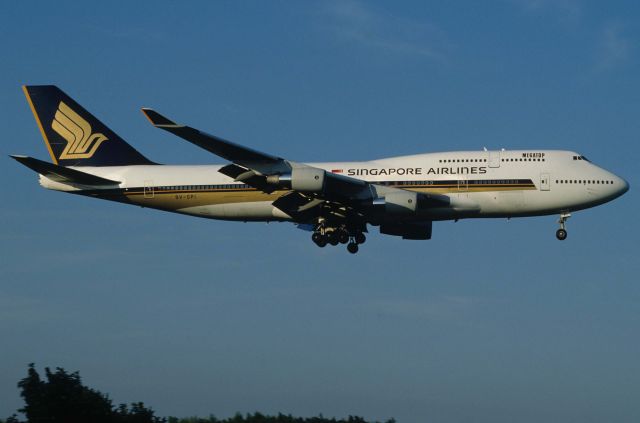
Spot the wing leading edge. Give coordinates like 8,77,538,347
141,108,289,175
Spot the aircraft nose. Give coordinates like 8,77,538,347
619,177,629,195
610,173,629,198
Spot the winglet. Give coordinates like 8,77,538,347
141,108,180,127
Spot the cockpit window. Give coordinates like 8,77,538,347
572,155,591,162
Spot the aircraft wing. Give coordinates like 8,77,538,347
141,108,450,219
141,108,290,175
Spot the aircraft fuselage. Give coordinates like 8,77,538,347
42,149,628,223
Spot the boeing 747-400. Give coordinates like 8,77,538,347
12,86,629,253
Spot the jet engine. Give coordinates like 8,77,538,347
266,167,326,193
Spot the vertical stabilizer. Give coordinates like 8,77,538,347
23,85,155,166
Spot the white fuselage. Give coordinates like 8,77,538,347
41,150,629,222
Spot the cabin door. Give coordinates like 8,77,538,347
540,173,550,191
144,180,155,198
488,150,501,168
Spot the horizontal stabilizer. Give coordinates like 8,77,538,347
10,155,120,185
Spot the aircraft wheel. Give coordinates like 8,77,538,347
556,228,567,241
355,232,366,245
347,242,359,254
328,232,339,246
312,232,327,247
338,230,349,244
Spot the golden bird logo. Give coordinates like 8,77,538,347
51,101,108,159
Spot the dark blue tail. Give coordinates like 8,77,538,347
23,85,155,166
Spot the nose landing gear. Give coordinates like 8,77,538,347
556,213,571,240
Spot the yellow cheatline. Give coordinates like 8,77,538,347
22,86,57,164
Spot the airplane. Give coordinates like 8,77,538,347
12,85,629,254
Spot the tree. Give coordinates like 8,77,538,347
9,364,164,423
17,363,113,423
114,402,165,423
8,364,395,423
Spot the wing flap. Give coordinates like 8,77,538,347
218,163,279,193
272,191,324,220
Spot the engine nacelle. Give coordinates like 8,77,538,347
291,167,326,192
383,191,418,215
265,167,326,192
380,221,432,240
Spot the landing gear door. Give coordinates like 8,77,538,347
540,173,550,191
488,151,501,168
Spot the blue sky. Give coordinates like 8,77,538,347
1,1,638,422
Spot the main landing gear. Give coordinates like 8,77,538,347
311,222,366,254
556,213,571,241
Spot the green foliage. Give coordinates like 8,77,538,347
8,364,164,423
17,363,113,422
114,402,165,423
166,413,396,423
7,364,395,423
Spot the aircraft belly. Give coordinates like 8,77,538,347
471,189,588,217
178,201,291,221
122,189,291,221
